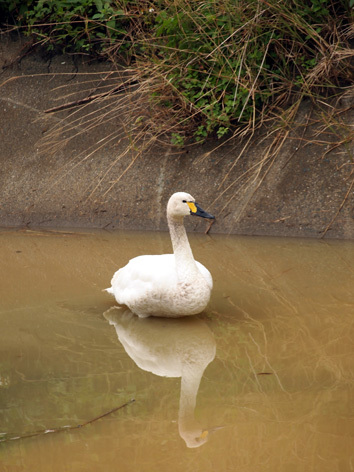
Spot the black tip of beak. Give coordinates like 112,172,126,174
192,203,215,219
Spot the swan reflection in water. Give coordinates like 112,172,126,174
104,307,216,448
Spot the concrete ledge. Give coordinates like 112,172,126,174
1,34,353,238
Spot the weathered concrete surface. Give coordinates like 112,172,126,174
1,34,353,238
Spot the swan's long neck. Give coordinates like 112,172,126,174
167,215,198,280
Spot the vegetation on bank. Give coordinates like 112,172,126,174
1,0,353,146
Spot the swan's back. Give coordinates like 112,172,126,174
111,255,178,294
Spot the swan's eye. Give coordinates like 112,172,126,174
182,200,186,203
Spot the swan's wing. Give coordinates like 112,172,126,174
109,254,177,304
195,261,213,289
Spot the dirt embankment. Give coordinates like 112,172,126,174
1,35,353,238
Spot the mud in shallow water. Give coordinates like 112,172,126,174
0,229,353,471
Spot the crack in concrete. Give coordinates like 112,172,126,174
0,96,43,114
156,150,170,230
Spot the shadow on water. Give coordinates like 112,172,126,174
104,307,217,448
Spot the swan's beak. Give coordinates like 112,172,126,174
188,202,215,219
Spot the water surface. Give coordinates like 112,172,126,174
0,229,353,471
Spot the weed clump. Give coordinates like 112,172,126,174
1,0,353,144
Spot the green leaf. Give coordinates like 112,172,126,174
106,19,116,30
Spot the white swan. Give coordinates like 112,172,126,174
105,192,214,318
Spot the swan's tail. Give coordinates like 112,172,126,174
103,287,114,295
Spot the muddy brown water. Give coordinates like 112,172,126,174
0,228,353,471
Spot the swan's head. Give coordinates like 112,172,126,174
167,192,215,220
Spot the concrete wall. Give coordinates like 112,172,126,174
1,35,353,238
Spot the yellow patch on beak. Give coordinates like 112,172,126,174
200,430,209,439
187,202,197,213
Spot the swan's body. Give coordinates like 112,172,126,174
106,192,214,318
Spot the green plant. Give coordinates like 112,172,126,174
145,0,352,142
1,0,352,145
171,133,185,147
2,0,153,57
